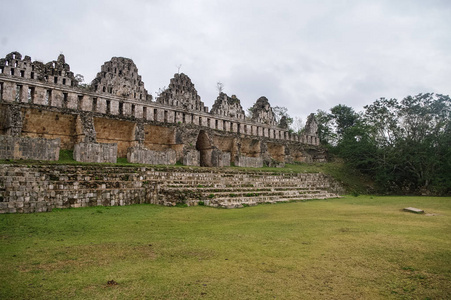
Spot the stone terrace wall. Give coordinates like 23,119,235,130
0,136,60,160
0,165,344,213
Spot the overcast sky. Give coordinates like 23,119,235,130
1,0,450,122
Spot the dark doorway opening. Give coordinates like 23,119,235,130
196,130,212,167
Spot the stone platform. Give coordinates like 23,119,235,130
0,165,344,213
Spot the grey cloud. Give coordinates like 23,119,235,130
1,0,450,121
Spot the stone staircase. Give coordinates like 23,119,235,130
154,171,342,208
0,165,344,213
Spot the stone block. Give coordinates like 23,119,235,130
210,149,230,167
235,155,263,168
183,150,200,166
73,142,117,163
127,146,176,165
403,207,424,214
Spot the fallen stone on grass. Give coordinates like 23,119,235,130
403,207,424,214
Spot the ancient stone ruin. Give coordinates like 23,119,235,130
0,51,325,166
0,51,339,213
0,165,343,213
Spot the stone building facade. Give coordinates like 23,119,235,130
0,51,324,167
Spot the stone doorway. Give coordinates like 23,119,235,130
196,130,212,167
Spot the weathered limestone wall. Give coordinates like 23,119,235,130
127,146,176,165
0,50,325,165
0,102,326,165
0,71,321,148
0,136,60,160
240,139,262,158
210,93,246,120
0,104,22,136
0,165,344,213
211,149,231,167
156,73,206,112
266,143,285,162
91,57,150,101
143,124,177,151
212,135,237,163
235,156,264,168
73,142,117,163
21,108,76,149
94,117,134,157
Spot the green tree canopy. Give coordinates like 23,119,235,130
317,93,451,195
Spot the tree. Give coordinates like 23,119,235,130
216,82,224,93
314,104,359,146
246,107,254,120
75,74,84,83
75,74,91,90
329,104,360,138
328,93,451,195
291,116,304,134
315,109,335,145
272,106,293,128
155,86,167,98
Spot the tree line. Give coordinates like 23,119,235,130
315,93,451,195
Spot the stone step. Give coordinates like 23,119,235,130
14,178,327,190
160,186,326,192
183,190,326,198
212,193,335,202
160,181,328,187
20,171,323,180
203,194,338,208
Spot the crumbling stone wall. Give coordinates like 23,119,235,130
156,73,207,112
304,113,318,136
91,57,150,101
0,50,324,166
21,108,76,149
239,138,262,158
251,96,277,126
211,149,231,167
0,52,77,87
212,135,237,163
266,142,285,162
0,136,60,160
94,117,135,157
183,150,200,166
0,104,22,136
210,93,246,120
76,113,96,143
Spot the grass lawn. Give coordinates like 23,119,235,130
1,196,450,299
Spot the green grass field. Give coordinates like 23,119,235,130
1,196,450,299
